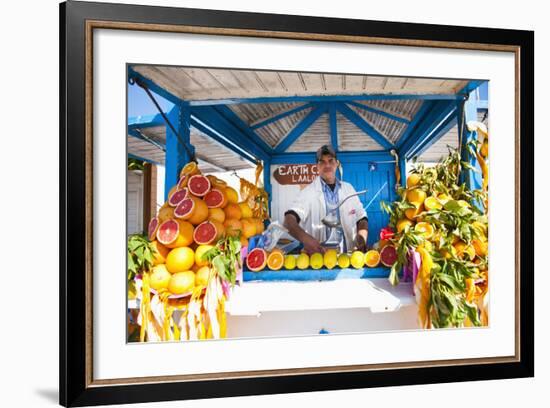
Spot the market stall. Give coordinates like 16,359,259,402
126,66,489,341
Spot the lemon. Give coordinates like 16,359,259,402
166,247,195,273
407,174,421,188
149,264,171,291
323,249,338,269
396,219,414,233
284,255,297,270
296,253,310,270
310,253,324,270
350,251,365,269
194,244,214,267
337,253,350,268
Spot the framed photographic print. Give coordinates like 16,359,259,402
60,0,534,406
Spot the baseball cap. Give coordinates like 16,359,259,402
316,144,337,161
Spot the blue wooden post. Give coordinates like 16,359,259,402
263,158,272,219
398,152,407,187
164,104,194,200
458,91,482,191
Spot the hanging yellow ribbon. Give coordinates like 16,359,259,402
416,245,433,329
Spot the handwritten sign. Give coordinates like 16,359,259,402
273,164,319,185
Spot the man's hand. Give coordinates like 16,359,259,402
353,234,367,252
302,235,326,255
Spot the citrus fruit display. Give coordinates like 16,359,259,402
149,264,172,291
193,220,225,245
364,250,381,268
223,218,242,237
379,245,397,267
195,266,215,287
337,253,350,268
224,203,242,220
165,247,195,273
223,186,239,204
323,249,338,269
238,202,253,218
240,218,257,238
150,240,170,265
148,217,159,241
168,187,188,207
194,244,214,267
168,271,195,295
156,219,180,246
208,207,226,224
187,174,211,197
174,196,209,225
246,248,267,272
296,253,309,270
284,255,297,270
310,253,324,269
267,250,285,270
204,188,227,209
380,145,489,329
179,161,200,178
350,251,364,269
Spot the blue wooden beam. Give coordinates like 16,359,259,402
128,67,184,107
458,91,483,192
270,150,393,164
407,111,457,159
398,154,407,188
191,106,270,161
396,101,434,150
399,101,457,160
274,104,327,153
214,105,274,155
337,102,394,150
329,103,339,151
188,93,464,106
128,128,165,152
190,117,257,164
346,101,411,124
250,103,314,130
164,104,194,199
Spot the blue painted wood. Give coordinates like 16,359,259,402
347,101,411,124
128,128,166,152
270,151,393,164
408,112,457,159
336,103,394,150
164,105,194,200
396,101,434,149
243,266,391,281
329,103,338,150
399,100,457,160
214,105,274,155
458,91,483,192
188,93,463,106
340,159,396,246
190,117,256,164
191,106,270,161
274,104,328,153
398,154,407,188
251,103,314,130
128,67,183,106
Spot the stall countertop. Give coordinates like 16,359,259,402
225,278,415,316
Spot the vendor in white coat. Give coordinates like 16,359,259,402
283,145,369,254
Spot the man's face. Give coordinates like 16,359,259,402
317,154,338,181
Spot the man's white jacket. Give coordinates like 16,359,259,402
287,176,367,251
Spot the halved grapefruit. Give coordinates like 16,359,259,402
174,196,209,225
380,245,398,267
156,219,179,246
148,217,159,241
204,188,227,208
193,220,225,245
246,248,267,272
187,174,211,197
168,188,188,207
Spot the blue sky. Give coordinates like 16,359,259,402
127,83,174,118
